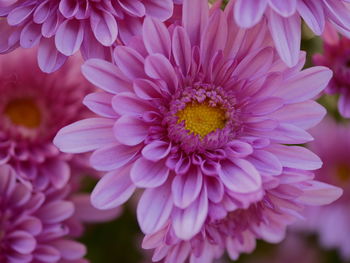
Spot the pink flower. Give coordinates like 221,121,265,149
231,0,350,67
313,32,350,118
142,170,340,263
55,0,336,246
0,0,175,73
0,164,86,262
0,48,92,190
297,118,350,260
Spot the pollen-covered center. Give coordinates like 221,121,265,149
176,102,226,137
4,98,41,129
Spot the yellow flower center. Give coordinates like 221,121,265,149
4,98,41,129
177,102,226,137
336,163,350,182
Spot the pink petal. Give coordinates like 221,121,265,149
142,140,171,161
268,0,297,17
38,37,67,73
144,0,173,21
8,231,36,254
234,0,267,28
130,157,169,188
90,144,141,171
51,240,86,260
172,26,192,75
137,182,173,234
54,118,115,153
172,187,208,240
113,115,148,146
91,166,135,209
297,181,342,205
36,201,74,223
83,92,118,118
34,245,60,262
114,46,146,79
43,159,70,189
90,10,118,46
112,92,155,116
143,17,171,57
297,0,325,35
172,167,203,209
55,19,84,56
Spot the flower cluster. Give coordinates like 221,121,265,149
2,0,350,262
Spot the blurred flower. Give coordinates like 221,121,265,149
0,0,176,72
142,170,339,263
297,118,350,260
0,164,87,263
231,0,350,67
54,0,340,261
0,48,92,190
313,32,350,118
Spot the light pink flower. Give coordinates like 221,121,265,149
313,32,350,118
142,170,340,263
0,48,92,190
0,164,87,263
296,118,350,260
231,0,350,67
0,0,175,72
55,0,338,248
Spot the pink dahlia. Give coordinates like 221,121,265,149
55,0,337,245
142,170,339,263
313,32,350,118
0,164,86,262
297,118,350,259
0,48,91,190
0,0,175,73
231,0,350,67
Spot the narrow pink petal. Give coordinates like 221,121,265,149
297,181,342,205
113,115,148,146
114,46,146,79
90,10,118,46
172,167,203,209
172,187,208,240
338,91,350,118
268,11,301,67
130,157,169,188
144,54,178,93
112,92,155,116
137,182,173,234
20,22,41,48
234,0,267,28
268,145,322,170
43,159,70,189
91,166,135,209
182,0,209,46
82,59,132,93
297,0,325,35
273,66,332,103
34,245,60,262
38,37,67,73
55,19,84,56
90,144,141,171
83,92,118,118
172,26,192,75
36,201,74,223
51,240,86,260
268,0,297,17
143,17,171,57
144,0,173,21
8,231,36,254
54,118,115,153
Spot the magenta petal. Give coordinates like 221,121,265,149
113,115,148,146
38,37,67,73
268,11,301,67
218,159,261,193
82,59,132,93
172,26,191,75
36,201,74,223
172,167,203,209
54,118,115,153
144,0,173,21
20,22,41,48
234,0,267,28
90,143,141,171
8,230,36,254
268,145,322,170
91,166,135,209
142,140,171,161
297,181,343,206
43,159,70,189
51,240,86,260
90,10,118,46
55,19,84,56
34,245,60,262
137,182,173,234
130,157,169,188
143,17,171,57
172,187,208,240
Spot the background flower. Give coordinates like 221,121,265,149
232,0,350,67
0,0,176,72
0,48,92,190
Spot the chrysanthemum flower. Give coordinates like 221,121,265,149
55,0,337,245
142,170,340,263
297,118,350,260
0,0,175,73
231,0,350,67
313,33,350,118
0,164,86,262
0,48,91,190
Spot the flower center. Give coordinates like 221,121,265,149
336,163,350,182
176,102,226,137
4,98,41,129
